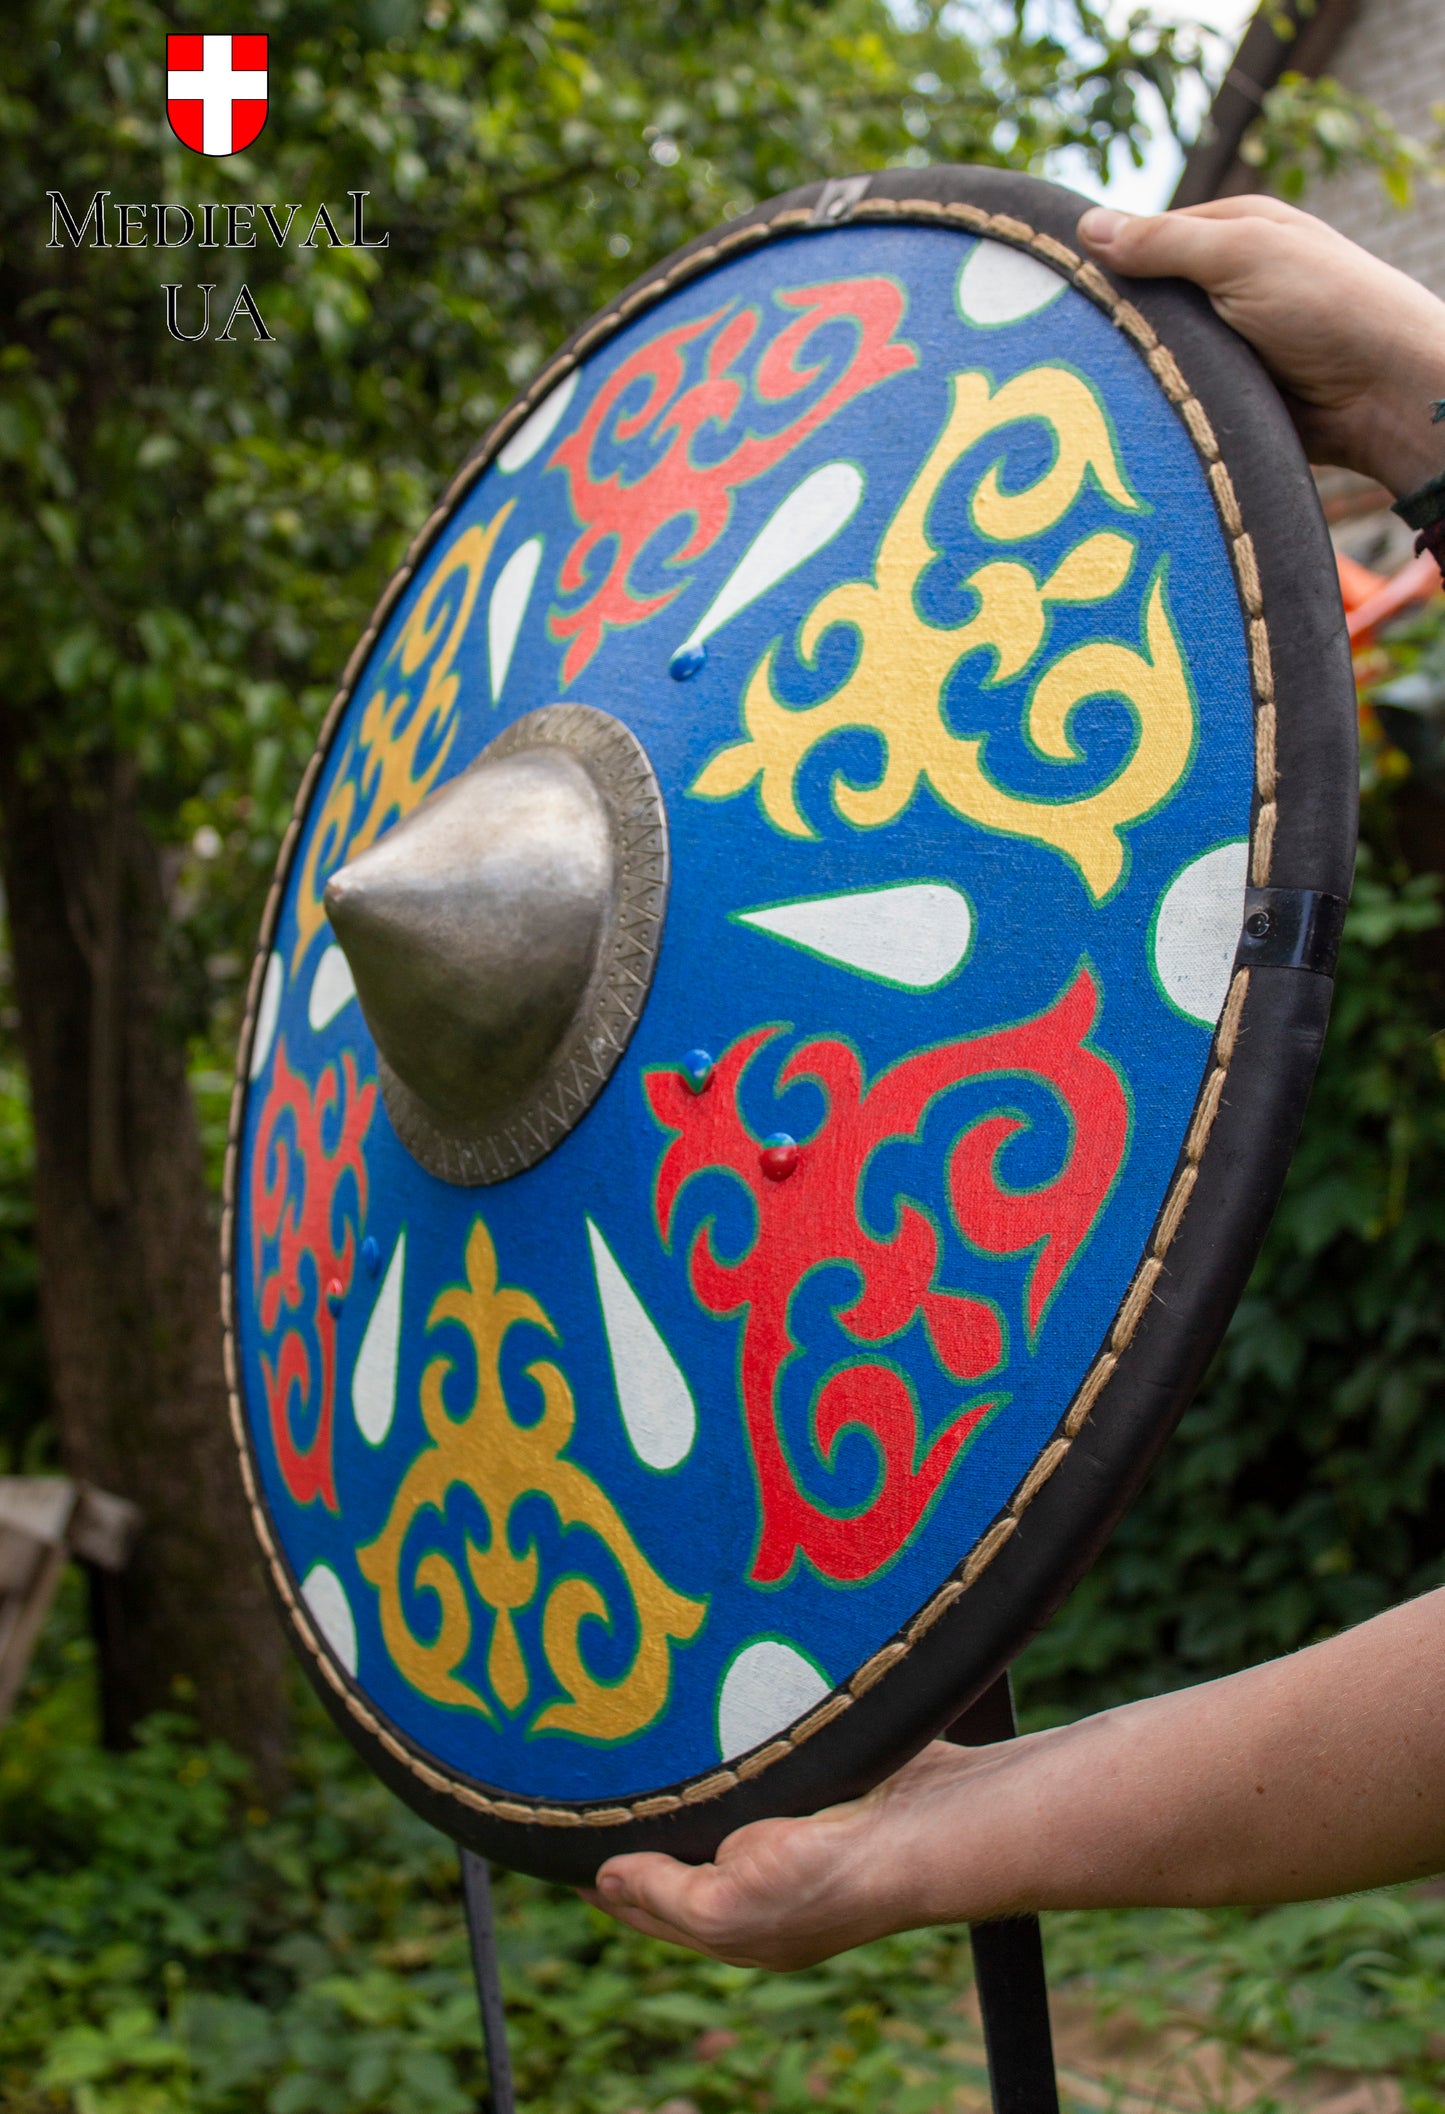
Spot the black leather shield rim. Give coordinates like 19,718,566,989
222,162,1358,1884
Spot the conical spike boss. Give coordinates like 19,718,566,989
326,748,609,1124
323,705,669,1186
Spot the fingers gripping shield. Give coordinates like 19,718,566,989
223,166,1356,1883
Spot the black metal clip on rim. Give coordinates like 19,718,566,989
1235,887,1346,976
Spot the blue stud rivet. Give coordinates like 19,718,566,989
362,1236,381,1279
669,641,707,681
681,1048,714,1093
326,1277,345,1316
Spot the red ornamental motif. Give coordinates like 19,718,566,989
547,280,916,683
166,34,269,157
647,968,1129,1585
251,1041,376,1511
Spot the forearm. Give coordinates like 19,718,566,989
594,1593,1445,1969
905,1589,1445,1923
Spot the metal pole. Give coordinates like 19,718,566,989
461,1849,517,2114
457,1677,1054,2114
946,1673,1060,2114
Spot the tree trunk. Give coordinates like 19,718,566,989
0,724,290,1795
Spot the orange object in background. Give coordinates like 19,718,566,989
1336,550,1384,612
1338,546,1442,645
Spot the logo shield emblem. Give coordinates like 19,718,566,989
166,33,268,157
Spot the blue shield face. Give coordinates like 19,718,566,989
232,221,1258,1810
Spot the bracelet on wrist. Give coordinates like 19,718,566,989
1391,463,1445,580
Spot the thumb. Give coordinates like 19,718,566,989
1076,201,1296,298
1077,204,1223,286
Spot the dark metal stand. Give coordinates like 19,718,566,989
946,1674,1061,2114
459,1672,1056,2114
461,1850,517,2114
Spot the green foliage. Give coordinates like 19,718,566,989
5,0,1445,1761
7,1600,1445,2112
1047,1892,1445,2100
5,12,1445,2101
0,1049,49,1477
1369,598,1445,798
0,1602,1003,2114
1240,70,1443,204
1,0,1210,1064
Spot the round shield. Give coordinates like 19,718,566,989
223,165,1356,1881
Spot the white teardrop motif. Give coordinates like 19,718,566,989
716,1639,831,1760
957,239,1068,328
586,1219,696,1472
675,461,863,659
352,1231,405,1447
736,882,973,990
301,1563,358,1677
250,951,284,1079
308,943,357,1031
488,536,543,703
496,370,579,473
1152,841,1249,1027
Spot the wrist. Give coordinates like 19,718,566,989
1353,338,1445,495
1367,407,1445,499
1392,463,1445,578
913,1702,1229,1920
896,1730,1084,1927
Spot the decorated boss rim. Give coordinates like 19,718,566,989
328,703,670,1186
222,161,1356,1881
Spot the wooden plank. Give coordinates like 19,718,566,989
0,1523,43,1596
0,1539,69,1726
0,1477,77,1547
70,1484,143,1573
0,1477,143,1731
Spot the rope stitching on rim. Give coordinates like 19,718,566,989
219,191,1274,1828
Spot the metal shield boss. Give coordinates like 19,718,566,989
226,171,1355,1880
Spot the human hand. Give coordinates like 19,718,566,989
588,1738,1015,1970
1077,196,1445,496
588,1592,1445,1966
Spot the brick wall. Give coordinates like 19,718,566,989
1301,0,1445,297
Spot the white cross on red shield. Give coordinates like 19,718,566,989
166,33,268,157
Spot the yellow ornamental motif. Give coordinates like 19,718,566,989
292,506,513,973
357,1220,705,1742
692,365,1197,901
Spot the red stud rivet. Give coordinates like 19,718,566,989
760,1132,800,1181
326,1277,344,1315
